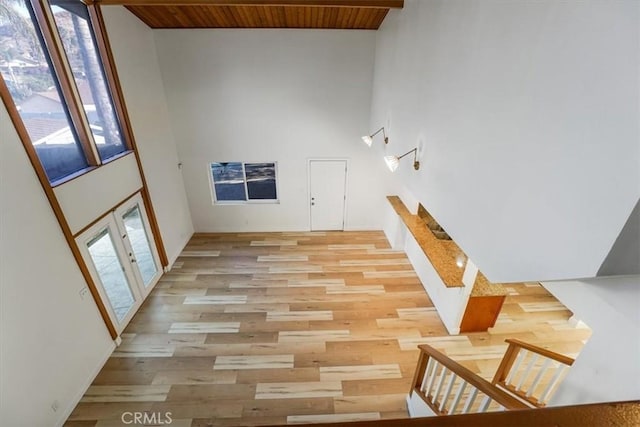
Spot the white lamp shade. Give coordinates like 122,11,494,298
361,135,373,147
384,155,400,172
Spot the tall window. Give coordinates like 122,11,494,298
49,0,125,161
0,0,129,184
0,0,89,182
210,162,278,203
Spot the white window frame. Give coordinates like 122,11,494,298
208,161,280,205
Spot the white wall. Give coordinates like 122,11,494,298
383,200,407,250
383,202,473,334
406,392,436,418
370,0,640,282
0,103,114,426
154,29,393,232
102,6,194,264
543,275,640,405
54,153,142,234
0,9,197,425
597,199,640,276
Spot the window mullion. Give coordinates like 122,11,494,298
86,4,133,153
242,162,250,202
29,0,100,166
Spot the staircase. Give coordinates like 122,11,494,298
492,338,575,407
269,340,640,426
408,339,575,416
283,401,639,427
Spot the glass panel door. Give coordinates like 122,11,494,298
115,193,162,296
86,228,137,322
77,218,142,332
122,205,157,287
76,192,161,335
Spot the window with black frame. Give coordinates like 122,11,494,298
210,162,278,203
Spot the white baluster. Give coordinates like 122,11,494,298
539,363,568,405
461,387,479,414
450,380,467,414
433,365,449,406
439,370,457,413
516,353,539,392
421,357,434,393
478,395,492,413
505,349,527,385
527,357,552,398
425,361,440,400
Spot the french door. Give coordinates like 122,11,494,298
76,193,162,335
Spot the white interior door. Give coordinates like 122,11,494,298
309,159,347,231
76,192,161,334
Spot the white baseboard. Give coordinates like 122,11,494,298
192,226,383,233
343,225,383,231
56,342,116,427
192,225,306,233
447,326,461,335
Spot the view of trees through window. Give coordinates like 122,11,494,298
210,162,278,203
0,0,126,182
50,0,125,161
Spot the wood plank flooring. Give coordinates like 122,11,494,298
65,231,590,426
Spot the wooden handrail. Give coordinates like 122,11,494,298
414,344,529,412
492,339,574,386
505,339,575,366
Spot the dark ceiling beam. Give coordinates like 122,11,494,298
95,0,403,8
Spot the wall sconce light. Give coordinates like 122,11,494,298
384,148,420,172
361,127,389,147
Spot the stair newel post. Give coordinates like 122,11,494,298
492,341,520,385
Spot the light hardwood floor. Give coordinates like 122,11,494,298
65,231,590,426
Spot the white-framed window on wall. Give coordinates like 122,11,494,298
209,162,279,204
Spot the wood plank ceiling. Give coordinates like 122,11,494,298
97,1,404,29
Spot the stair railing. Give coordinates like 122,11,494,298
411,344,529,415
491,338,575,408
